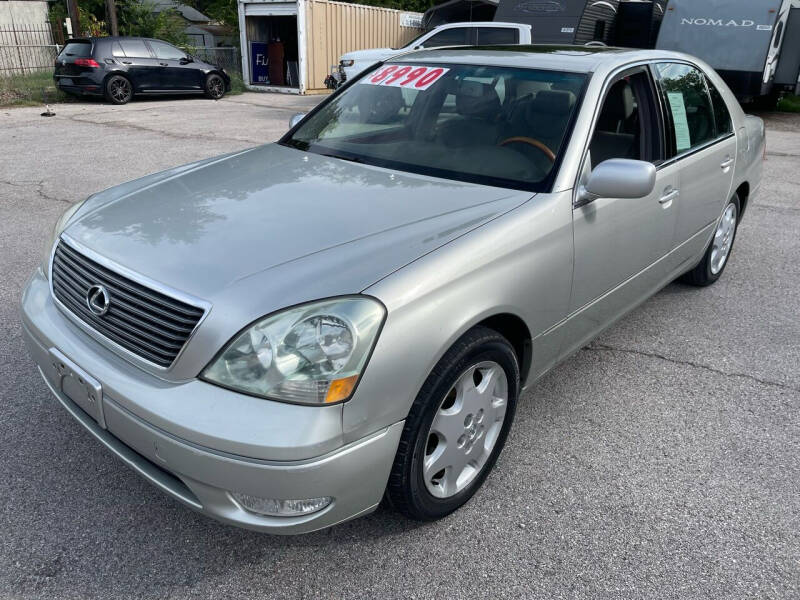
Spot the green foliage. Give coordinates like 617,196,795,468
182,0,437,40
348,0,436,13
777,94,800,113
117,0,189,45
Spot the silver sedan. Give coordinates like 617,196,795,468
21,47,765,534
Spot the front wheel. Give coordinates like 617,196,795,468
681,193,741,286
105,75,133,105
204,73,226,99
386,326,519,521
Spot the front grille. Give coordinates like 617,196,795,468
51,240,205,368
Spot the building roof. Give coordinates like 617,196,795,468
151,1,211,23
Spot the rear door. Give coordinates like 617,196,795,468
147,40,202,91
117,38,161,91
653,62,737,269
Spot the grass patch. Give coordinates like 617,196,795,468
777,94,800,113
0,70,72,107
227,71,245,95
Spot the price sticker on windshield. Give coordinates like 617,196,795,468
360,65,450,90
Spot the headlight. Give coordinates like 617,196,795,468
201,297,385,405
41,200,84,279
340,59,354,67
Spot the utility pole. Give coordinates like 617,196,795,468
66,0,81,38
106,0,119,36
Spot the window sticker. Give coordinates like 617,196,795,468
360,65,450,90
667,91,692,152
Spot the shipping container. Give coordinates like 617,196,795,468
238,0,423,94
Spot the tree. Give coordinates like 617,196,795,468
116,0,188,45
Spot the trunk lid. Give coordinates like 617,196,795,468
54,39,95,77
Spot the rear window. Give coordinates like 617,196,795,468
59,42,92,58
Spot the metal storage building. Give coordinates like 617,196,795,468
237,0,423,94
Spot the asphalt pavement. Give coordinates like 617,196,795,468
1,94,798,599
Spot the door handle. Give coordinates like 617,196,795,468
122,61,132,64
659,189,679,205
720,157,734,170
159,62,169,67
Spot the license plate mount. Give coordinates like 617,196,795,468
48,348,106,428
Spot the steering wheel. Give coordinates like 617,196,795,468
498,136,556,163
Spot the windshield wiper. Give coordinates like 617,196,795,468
318,152,364,164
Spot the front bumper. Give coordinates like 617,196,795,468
20,269,403,534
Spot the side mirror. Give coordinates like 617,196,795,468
180,56,193,64
576,158,656,207
289,113,306,129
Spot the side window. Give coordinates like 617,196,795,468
706,79,732,137
654,63,715,154
111,43,125,58
475,27,519,45
149,41,186,60
588,70,660,169
421,28,469,48
119,40,150,58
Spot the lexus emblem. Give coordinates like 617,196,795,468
86,284,111,316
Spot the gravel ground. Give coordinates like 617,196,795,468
1,94,798,599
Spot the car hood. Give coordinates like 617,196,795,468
63,143,532,306
342,47,397,63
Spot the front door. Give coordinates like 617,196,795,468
560,66,680,358
147,40,203,91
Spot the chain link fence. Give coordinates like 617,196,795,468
184,47,242,75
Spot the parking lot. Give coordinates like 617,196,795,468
1,94,798,599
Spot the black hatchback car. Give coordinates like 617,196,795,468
54,37,231,104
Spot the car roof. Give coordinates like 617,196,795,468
394,45,696,74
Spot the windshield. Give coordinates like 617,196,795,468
282,62,586,191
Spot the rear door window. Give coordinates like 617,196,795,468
59,42,92,58
421,27,470,48
706,78,733,137
111,42,125,58
119,39,151,58
475,27,519,45
654,63,716,155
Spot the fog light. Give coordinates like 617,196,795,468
231,492,332,517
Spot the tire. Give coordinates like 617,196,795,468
680,193,741,286
386,326,519,521
105,75,133,105
204,73,226,99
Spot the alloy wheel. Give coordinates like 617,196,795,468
423,360,508,498
208,75,224,99
110,77,131,103
710,202,737,275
